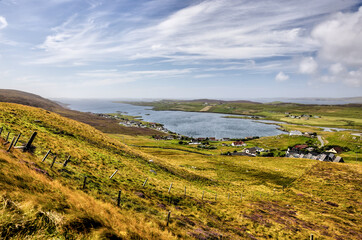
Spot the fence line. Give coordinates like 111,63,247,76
0,124,280,211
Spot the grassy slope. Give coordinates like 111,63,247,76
0,89,162,136
0,102,361,239
127,100,362,130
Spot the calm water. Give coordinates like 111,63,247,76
59,99,284,139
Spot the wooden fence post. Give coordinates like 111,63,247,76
310,234,314,240
142,177,148,187
82,176,87,189
109,169,118,179
6,137,15,152
24,132,37,152
63,155,71,167
117,190,122,207
168,183,173,193
13,133,21,147
215,193,217,201
50,156,57,168
0,127,3,136
166,211,171,226
42,150,51,162
184,186,186,197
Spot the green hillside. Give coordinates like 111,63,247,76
125,100,362,130
0,102,361,239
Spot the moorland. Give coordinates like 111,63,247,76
0,90,361,239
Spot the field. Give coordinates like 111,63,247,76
125,100,362,130
0,102,361,239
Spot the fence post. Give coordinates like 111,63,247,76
184,186,186,197
0,127,3,136
109,169,118,179
42,150,51,162
63,155,71,167
50,156,57,168
310,234,314,240
117,190,122,207
142,177,148,187
24,132,37,152
168,183,173,193
13,133,21,147
6,137,15,152
82,176,87,189
166,211,171,226
215,193,217,201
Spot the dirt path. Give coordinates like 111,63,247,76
200,106,212,112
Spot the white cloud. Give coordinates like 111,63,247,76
329,63,345,75
307,7,362,88
344,68,362,87
35,0,359,65
319,65,362,87
275,71,289,82
75,68,192,86
299,57,318,74
312,7,362,66
0,16,8,30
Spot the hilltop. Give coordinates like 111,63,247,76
0,101,361,239
0,89,162,136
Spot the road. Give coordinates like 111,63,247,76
317,135,325,147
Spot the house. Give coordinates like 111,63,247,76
292,144,308,151
243,148,257,156
326,147,343,154
222,138,230,141
289,130,303,136
166,135,174,140
243,147,264,156
231,141,246,147
252,147,264,152
209,137,217,141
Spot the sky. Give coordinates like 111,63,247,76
0,0,362,99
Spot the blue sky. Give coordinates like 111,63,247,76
0,0,361,99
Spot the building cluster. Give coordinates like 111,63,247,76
289,130,317,137
285,112,320,120
226,147,265,157
286,146,344,162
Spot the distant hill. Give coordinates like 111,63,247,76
0,89,63,111
0,89,163,136
162,98,262,104
254,96,362,105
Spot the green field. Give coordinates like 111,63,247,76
1,102,361,239
123,100,362,130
